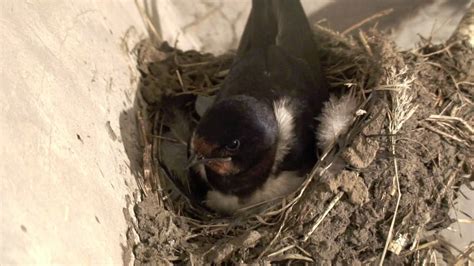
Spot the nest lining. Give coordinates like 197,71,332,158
130,24,473,265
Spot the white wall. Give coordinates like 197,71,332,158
1,1,145,264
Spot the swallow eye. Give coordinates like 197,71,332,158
225,139,240,151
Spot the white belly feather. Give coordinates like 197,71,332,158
206,171,303,214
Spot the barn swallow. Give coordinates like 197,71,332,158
188,0,331,214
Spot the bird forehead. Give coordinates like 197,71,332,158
192,136,218,156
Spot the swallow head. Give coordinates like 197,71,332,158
189,95,279,192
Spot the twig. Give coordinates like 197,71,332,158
295,244,313,258
378,140,402,266
177,60,215,68
269,253,314,263
303,191,344,242
176,70,184,90
436,171,457,204
267,245,296,257
423,123,469,145
427,115,474,134
453,242,474,265
342,8,394,35
134,0,162,42
137,110,153,197
151,134,183,144
457,218,474,224
401,240,439,257
421,40,461,57
359,30,373,57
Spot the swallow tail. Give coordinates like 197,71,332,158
236,0,322,74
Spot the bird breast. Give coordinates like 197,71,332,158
206,170,303,214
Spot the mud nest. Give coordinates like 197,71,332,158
129,23,473,265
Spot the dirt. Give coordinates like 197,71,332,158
129,27,473,265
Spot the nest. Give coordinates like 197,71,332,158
129,21,473,265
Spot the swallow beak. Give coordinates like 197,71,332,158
186,154,231,168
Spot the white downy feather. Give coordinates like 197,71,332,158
316,94,359,150
272,98,296,169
